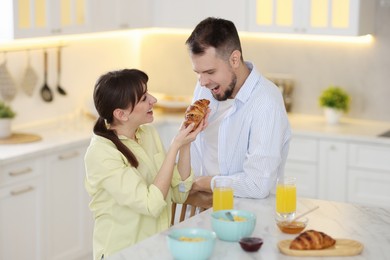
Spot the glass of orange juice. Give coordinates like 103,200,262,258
213,177,234,211
276,176,296,220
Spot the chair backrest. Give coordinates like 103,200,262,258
171,191,212,226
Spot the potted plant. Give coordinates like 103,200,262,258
318,86,350,125
0,101,16,138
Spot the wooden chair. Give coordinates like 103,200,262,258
171,191,212,226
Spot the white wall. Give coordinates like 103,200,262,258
2,1,390,129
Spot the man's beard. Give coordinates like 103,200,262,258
212,73,237,101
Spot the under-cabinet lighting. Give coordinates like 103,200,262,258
0,27,373,52
239,32,374,44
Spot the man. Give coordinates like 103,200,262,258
186,17,291,199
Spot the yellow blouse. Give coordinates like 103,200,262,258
84,124,193,260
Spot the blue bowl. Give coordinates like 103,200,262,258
211,209,256,242
167,228,216,260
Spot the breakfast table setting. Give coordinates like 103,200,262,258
107,195,390,260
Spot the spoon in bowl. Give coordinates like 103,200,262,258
225,211,235,222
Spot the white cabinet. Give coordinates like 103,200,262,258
91,0,153,32
44,144,92,260
318,140,347,201
153,0,247,30
248,0,376,36
347,142,390,207
0,158,43,260
285,136,318,198
0,142,92,260
0,0,92,41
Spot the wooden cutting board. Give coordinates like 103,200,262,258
0,132,42,144
278,239,364,257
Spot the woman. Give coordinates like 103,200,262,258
84,69,205,259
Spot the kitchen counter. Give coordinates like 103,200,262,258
0,115,94,164
107,196,390,260
1,112,390,164
154,111,390,144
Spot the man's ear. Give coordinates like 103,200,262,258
229,50,241,68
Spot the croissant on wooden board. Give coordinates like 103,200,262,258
183,99,210,129
289,230,336,250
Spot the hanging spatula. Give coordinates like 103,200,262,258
56,47,66,96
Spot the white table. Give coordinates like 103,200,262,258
108,196,390,260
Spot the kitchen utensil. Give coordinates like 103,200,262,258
290,206,319,222
276,217,308,234
239,237,263,252
278,239,363,256
225,211,235,222
40,50,53,102
21,51,39,96
0,54,17,102
56,47,66,96
211,209,256,242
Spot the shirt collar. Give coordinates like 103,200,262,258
234,61,261,105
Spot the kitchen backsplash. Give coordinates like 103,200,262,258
2,4,390,128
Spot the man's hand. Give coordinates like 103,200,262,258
191,176,213,193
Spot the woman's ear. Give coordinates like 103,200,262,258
113,108,128,121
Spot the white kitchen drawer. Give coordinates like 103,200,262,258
287,136,318,163
0,159,41,187
348,143,390,171
347,169,390,208
284,162,318,198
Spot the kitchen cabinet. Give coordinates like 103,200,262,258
284,136,318,198
318,140,347,201
347,142,390,207
247,0,376,36
155,116,390,209
153,0,247,31
0,0,92,41
0,159,43,260
0,141,92,260
91,0,153,32
44,144,93,260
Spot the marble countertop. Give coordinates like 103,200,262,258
108,196,390,260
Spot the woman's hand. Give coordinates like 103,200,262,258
172,108,210,148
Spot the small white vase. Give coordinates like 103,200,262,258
324,108,342,125
0,118,12,138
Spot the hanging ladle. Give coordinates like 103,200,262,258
40,50,53,102
56,47,66,95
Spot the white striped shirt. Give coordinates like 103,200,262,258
190,62,291,199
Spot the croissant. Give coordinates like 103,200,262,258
183,99,210,129
289,230,336,250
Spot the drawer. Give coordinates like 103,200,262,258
287,136,318,163
0,159,41,187
348,143,390,171
347,169,390,208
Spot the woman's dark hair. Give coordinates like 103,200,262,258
185,17,243,61
93,68,148,167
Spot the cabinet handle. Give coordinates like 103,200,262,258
58,151,79,160
10,186,34,196
9,167,33,177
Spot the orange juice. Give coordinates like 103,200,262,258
276,184,296,214
213,187,234,211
